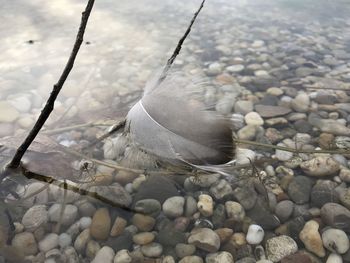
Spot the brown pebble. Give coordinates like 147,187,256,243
110,217,127,237
215,228,233,243
90,208,111,240
132,213,156,232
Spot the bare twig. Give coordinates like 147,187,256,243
22,170,136,212
83,119,126,150
7,0,95,169
157,0,206,84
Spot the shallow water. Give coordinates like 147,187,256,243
1,0,350,262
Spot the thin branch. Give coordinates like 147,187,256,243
7,0,95,169
157,0,205,84
22,170,136,213
83,119,126,150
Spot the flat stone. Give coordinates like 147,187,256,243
91,246,115,263
22,205,48,232
300,156,340,177
141,242,163,258
320,203,350,232
163,196,185,218
188,228,220,253
255,105,291,118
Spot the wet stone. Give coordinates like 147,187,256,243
188,228,220,253
90,208,111,240
287,176,312,204
232,185,257,210
299,220,325,257
310,180,339,208
320,203,350,232
266,235,298,262
247,198,280,230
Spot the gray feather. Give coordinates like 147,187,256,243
126,73,234,166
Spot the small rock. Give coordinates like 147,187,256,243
234,100,253,115
299,220,325,257
237,125,257,140
209,179,233,200
86,240,101,259
175,243,196,258
110,217,127,237
246,224,264,245
188,228,220,253
132,232,155,245
232,185,257,210
247,199,280,230
255,105,291,118
22,205,48,232
197,194,214,217
207,62,222,76
300,156,340,177
58,233,72,249
311,181,339,208
275,200,294,223
322,228,349,254
38,233,59,252
79,217,92,230
74,229,90,253
90,208,111,240
235,148,256,166
141,242,163,258
11,232,37,256
320,203,350,232
287,176,312,204
227,64,245,73
225,201,245,221
114,249,132,263
205,251,234,263
326,253,343,263
179,255,204,263
245,112,264,126
132,213,155,232
339,169,350,183
185,196,198,217
291,93,310,112
134,199,161,216
266,235,298,262
92,246,115,263
163,196,185,218
48,204,78,226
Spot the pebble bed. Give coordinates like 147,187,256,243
1,0,350,263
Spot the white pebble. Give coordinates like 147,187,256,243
80,217,92,229
246,224,265,245
326,253,343,263
58,233,72,248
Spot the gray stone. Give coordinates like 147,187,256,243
247,199,280,230
48,204,78,226
232,185,257,210
38,233,59,252
287,176,312,204
320,203,350,232
209,179,232,200
162,196,185,218
255,105,291,118
275,200,294,223
234,100,253,115
134,199,161,216
311,181,339,208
